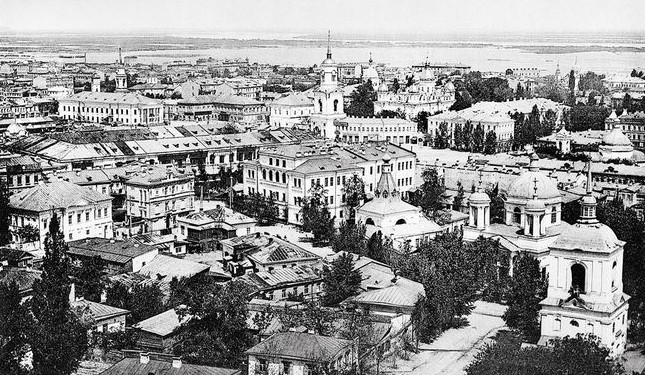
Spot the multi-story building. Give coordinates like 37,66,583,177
603,74,645,93
268,92,314,128
176,94,268,124
506,67,540,78
9,181,113,247
608,110,645,150
208,78,264,100
125,165,195,235
334,116,422,145
242,141,416,224
59,92,163,125
0,154,44,194
374,65,456,119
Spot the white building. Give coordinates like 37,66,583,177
309,39,346,139
334,116,422,145
9,181,113,247
268,93,314,128
374,64,456,119
603,74,645,93
59,92,163,125
125,165,195,235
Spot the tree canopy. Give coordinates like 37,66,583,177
301,184,335,245
346,81,376,117
321,253,362,307
0,281,32,375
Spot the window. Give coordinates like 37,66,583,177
282,289,287,298
551,206,557,223
85,212,90,221
69,233,72,240
77,213,81,223
68,215,72,225
571,264,586,293
570,320,579,327
258,359,268,373
282,361,291,374
513,207,521,224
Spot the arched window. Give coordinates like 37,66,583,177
318,99,323,112
262,169,266,180
269,170,273,181
570,320,579,327
365,218,375,226
282,172,286,184
551,206,557,223
333,99,339,112
612,261,617,288
571,263,586,293
513,207,521,224
395,219,406,225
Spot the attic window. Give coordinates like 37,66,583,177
163,144,169,148
319,166,325,170
173,144,179,148
205,141,212,145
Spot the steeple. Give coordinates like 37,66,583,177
578,160,598,224
369,52,373,65
326,30,332,60
375,153,399,201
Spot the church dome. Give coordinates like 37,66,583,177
469,190,490,204
552,222,622,253
602,125,632,147
321,57,336,67
364,65,379,80
444,81,455,92
507,155,561,201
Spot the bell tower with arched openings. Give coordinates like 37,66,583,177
310,31,345,140
539,161,630,356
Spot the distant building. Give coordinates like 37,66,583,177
138,254,210,281
268,92,314,128
335,116,422,145
9,181,113,247
603,74,645,93
59,92,163,125
309,40,346,139
246,332,357,375
0,154,44,194
506,67,540,78
134,307,189,353
176,94,268,124
607,110,645,150
124,165,194,235
71,298,129,333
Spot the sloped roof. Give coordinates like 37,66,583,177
272,93,314,107
138,255,210,281
100,355,240,375
293,157,361,174
9,181,112,212
551,222,624,254
68,238,158,265
246,332,353,362
60,91,161,106
72,299,129,320
347,278,424,309
0,267,41,294
134,307,189,337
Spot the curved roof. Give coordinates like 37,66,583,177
321,57,336,67
469,190,490,204
507,170,561,201
551,222,623,253
363,65,379,80
602,125,632,146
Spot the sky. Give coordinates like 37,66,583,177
2,0,645,36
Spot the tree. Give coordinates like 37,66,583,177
346,81,376,117
453,182,465,211
486,184,505,223
72,255,105,302
278,300,337,336
411,167,445,218
0,281,32,375
502,253,548,342
105,282,165,324
434,122,450,149
0,180,10,246
343,174,366,222
232,193,278,226
450,89,472,111
392,78,400,93
332,221,367,256
16,224,39,244
483,130,497,155
416,111,429,133
515,82,525,99
29,214,88,375
466,333,623,375
452,123,465,151
567,105,610,132
365,230,394,264
472,123,485,153
301,184,335,245
174,280,253,368
321,253,362,307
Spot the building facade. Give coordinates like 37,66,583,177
59,92,163,125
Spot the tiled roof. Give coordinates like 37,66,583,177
134,307,189,337
138,255,210,281
347,279,424,309
72,299,129,320
238,264,321,292
246,332,353,362
60,91,162,106
272,93,313,107
9,181,112,212
0,267,41,294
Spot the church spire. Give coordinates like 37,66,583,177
326,30,332,60
579,160,598,224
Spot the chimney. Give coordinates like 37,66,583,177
172,357,182,369
139,352,150,364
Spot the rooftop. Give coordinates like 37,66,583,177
246,331,353,362
72,299,129,321
9,181,112,212
133,306,189,337
100,351,240,375
68,238,158,265
138,254,210,281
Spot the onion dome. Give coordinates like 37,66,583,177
507,153,560,201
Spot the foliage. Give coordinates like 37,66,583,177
321,253,362,307
536,75,568,103
466,332,624,375
343,174,366,222
16,224,39,243
578,71,606,93
450,89,473,111
483,130,497,154
89,329,137,353
29,214,89,375
72,255,105,302
366,231,394,264
301,184,335,245
232,193,278,226
472,123,485,152
486,184,505,224
0,180,10,246
454,72,514,104
566,105,610,132
433,122,450,148
453,182,465,211
410,167,445,218
512,105,554,149
174,280,253,368
332,220,367,256
0,281,32,375
416,111,430,133
346,81,376,117
105,282,166,324
377,109,405,119
502,253,548,343
278,300,338,336
597,199,645,344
